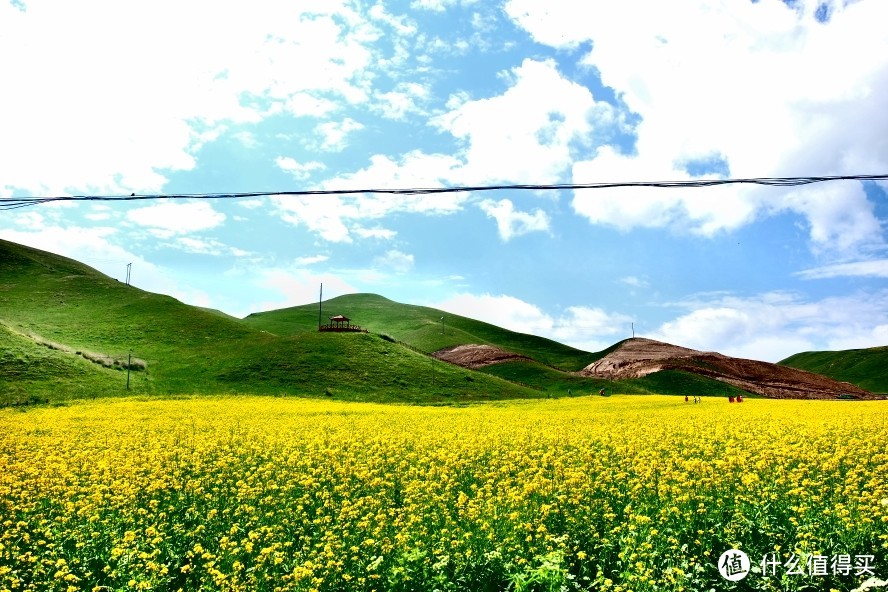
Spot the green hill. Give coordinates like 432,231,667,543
1,238,814,404
0,321,128,403
780,347,888,395
0,239,542,404
243,293,596,371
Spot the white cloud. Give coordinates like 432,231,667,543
173,237,249,257
238,199,265,210
0,1,381,196
276,157,327,181
272,58,616,241
506,0,888,254
374,249,415,274
649,290,888,362
374,82,431,120
796,258,888,279
84,206,114,222
272,152,466,242
127,202,226,235
285,93,341,118
433,293,631,352
410,0,476,11
478,198,550,241
432,58,615,185
247,268,357,315
619,276,649,289
315,118,365,152
353,226,397,240
294,255,329,266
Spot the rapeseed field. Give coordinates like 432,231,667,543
1,395,886,591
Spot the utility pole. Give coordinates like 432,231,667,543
632,322,635,338
126,262,132,286
441,316,445,335
318,283,323,331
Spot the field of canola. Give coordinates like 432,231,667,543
1,395,886,592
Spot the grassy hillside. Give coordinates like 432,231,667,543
243,293,597,371
0,239,541,402
780,347,888,394
0,322,133,405
1,238,835,403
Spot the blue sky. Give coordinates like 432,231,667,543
1,0,887,362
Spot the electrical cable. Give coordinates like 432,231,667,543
1,174,887,211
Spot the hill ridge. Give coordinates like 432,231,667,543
1,238,885,402
578,337,878,400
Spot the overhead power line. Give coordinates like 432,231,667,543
1,174,887,211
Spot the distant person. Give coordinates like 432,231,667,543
685,395,689,403
737,394,743,403
599,388,606,396
729,396,735,403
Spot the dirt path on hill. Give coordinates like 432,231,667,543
432,344,532,369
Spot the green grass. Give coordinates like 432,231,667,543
242,293,597,371
0,322,134,405
0,238,877,404
0,240,540,402
780,347,888,394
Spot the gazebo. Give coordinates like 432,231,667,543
319,314,367,332
329,314,351,329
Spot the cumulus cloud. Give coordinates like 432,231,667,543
315,118,365,152
649,290,888,362
433,293,631,352
272,58,615,241
619,276,650,289
272,152,466,242
432,58,616,185
127,202,226,236
276,157,327,181
247,268,357,316
374,249,415,274
0,1,381,196
294,255,329,266
478,198,550,241
374,82,431,120
506,0,888,254
172,237,250,257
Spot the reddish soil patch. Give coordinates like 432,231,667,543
579,338,879,400
433,344,532,369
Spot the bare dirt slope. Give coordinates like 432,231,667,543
433,344,532,369
579,338,879,400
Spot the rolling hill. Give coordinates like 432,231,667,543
242,293,595,371
1,238,884,403
578,337,878,400
780,347,888,395
0,239,539,404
